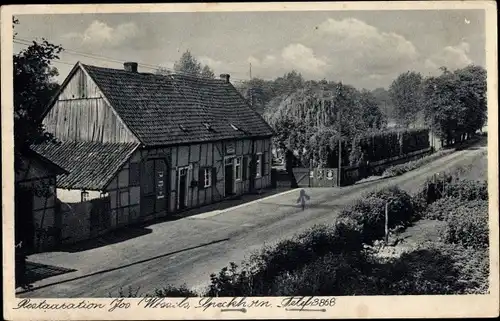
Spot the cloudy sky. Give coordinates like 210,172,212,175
14,9,485,89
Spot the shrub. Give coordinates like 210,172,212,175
443,199,489,249
422,175,488,204
339,186,418,243
270,251,379,296
153,284,199,297
444,180,488,201
263,243,488,296
383,149,455,178
424,197,482,221
205,221,364,296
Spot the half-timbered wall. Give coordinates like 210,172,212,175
16,157,58,252
43,67,138,144
166,137,272,212
105,150,142,228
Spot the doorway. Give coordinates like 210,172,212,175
15,187,34,254
224,157,234,196
177,167,189,210
141,158,168,217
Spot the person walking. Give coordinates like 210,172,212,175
297,189,310,211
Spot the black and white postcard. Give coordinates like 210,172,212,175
2,1,498,319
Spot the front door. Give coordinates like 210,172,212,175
177,167,188,210
141,158,168,218
225,160,234,196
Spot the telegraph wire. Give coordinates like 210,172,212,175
13,36,252,82
14,35,332,93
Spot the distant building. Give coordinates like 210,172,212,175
35,62,274,244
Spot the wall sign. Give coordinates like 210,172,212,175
157,171,165,199
225,142,235,154
326,170,334,180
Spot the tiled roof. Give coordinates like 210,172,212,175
32,141,140,190
82,64,274,146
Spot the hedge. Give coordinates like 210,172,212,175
349,128,430,166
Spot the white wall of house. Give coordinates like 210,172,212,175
57,189,104,203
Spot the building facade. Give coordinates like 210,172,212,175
35,62,274,244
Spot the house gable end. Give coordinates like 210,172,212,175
42,62,140,144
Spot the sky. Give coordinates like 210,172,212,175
13,9,486,90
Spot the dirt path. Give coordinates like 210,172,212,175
18,145,486,298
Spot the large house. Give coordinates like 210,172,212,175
34,61,274,244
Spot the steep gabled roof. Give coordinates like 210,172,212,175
80,64,274,146
32,141,140,190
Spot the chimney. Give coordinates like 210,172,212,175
124,62,138,73
219,73,230,83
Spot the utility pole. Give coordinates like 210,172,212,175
249,63,252,79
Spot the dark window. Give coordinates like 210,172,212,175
129,163,140,186
78,70,87,98
143,159,155,194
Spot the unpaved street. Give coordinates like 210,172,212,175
18,145,486,298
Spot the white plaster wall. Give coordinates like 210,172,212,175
57,189,105,203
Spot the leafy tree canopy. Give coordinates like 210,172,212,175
388,71,423,127
13,17,62,172
168,50,215,79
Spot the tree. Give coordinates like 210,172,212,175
13,18,62,172
421,65,487,145
13,17,62,288
389,71,423,127
201,65,215,79
358,89,386,130
371,87,395,124
171,50,215,78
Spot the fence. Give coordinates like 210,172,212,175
59,195,111,245
274,146,434,188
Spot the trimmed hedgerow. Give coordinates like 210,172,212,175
349,128,430,166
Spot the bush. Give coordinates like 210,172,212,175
205,220,364,296
153,284,199,297
383,149,455,178
422,175,488,204
444,180,488,201
424,197,482,221
443,199,489,249
339,186,419,243
271,251,379,296
260,243,488,296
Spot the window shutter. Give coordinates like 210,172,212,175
198,168,205,189
263,152,269,175
250,155,257,178
243,157,248,180
130,163,141,186
212,167,217,184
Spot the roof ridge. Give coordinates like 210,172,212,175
83,63,227,83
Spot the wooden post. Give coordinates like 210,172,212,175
385,201,389,244
308,159,312,188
